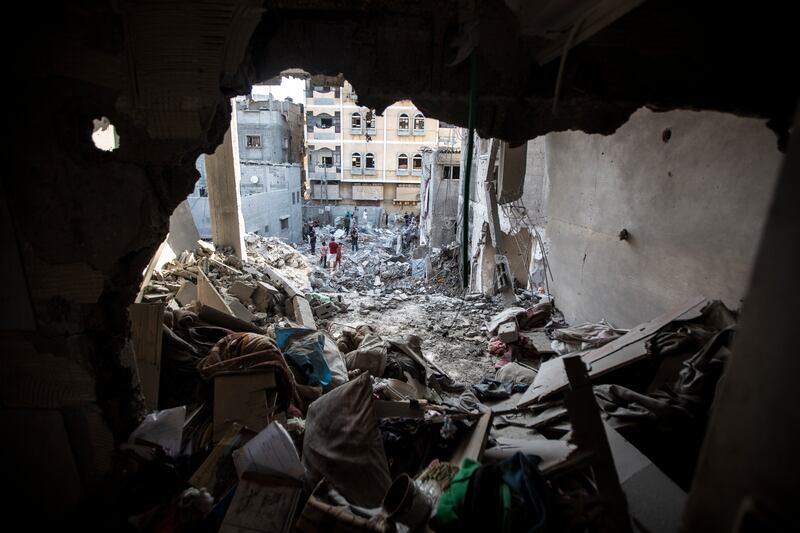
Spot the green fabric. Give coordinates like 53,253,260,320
430,458,480,530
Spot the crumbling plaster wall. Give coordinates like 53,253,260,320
543,108,783,328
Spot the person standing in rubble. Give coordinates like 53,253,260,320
383,211,389,227
362,208,368,229
309,224,317,254
351,226,359,252
320,239,328,268
344,211,351,235
404,212,410,226
328,237,339,270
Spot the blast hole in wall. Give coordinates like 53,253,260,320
92,117,120,151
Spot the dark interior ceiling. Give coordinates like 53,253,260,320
249,0,798,147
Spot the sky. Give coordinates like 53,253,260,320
251,76,306,103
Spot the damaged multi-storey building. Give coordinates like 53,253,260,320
190,94,306,243
3,1,799,532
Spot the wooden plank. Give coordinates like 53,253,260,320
449,410,492,465
129,302,164,411
136,239,169,303
197,266,234,316
563,356,631,532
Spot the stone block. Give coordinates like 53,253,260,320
229,281,255,305
498,320,519,343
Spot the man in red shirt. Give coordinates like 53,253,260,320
328,238,340,270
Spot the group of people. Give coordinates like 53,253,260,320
304,208,420,271
303,219,358,272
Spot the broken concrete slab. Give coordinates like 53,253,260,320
227,298,255,323
197,267,234,316
291,296,316,329
175,280,198,307
261,264,302,299
196,239,216,255
229,281,255,305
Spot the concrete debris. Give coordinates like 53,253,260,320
128,228,734,533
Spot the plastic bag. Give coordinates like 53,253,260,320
276,327,332,387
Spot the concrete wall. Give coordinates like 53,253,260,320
544,108,783,327
421,150,461,248
190,165,303,243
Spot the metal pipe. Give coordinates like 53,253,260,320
461,53,478,289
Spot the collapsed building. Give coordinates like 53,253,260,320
2,1,799,532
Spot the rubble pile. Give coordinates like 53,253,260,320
142,236,312,330
123,230,740,533
307,225,462,295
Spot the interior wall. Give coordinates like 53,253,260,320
681,110,800,533
543,108,783,327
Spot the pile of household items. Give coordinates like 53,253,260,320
125,234,738,532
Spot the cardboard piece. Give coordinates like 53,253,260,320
220,476,302,533
213,370,278,440
129,302,164,410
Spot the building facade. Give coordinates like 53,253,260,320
305,80,457,225
190,94,305,243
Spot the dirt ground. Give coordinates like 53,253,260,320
296,237,508,384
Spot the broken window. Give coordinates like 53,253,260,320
352,152,362,173
397,153,409,175
321,155,333,167
317,114,334,128
442,165,460,179
413,113,425,133
365,152,375,172
280,217,289,230
246,135,262,148
398,113,410,134
351,112,362,131
366,111,377,131
412,153,423,174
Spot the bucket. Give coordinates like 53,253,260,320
382,473,432,530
